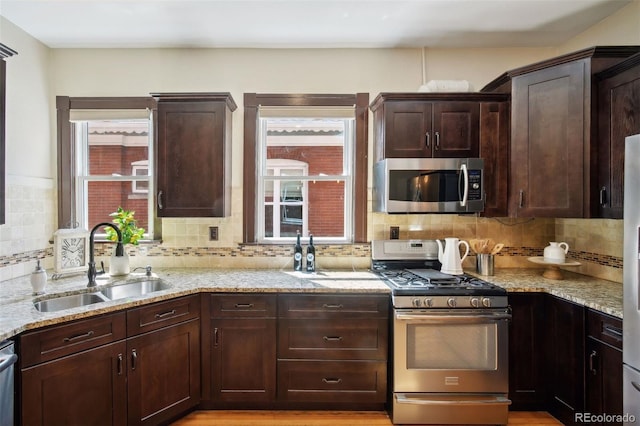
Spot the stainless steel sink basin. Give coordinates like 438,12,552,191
34,292,110,312
100,279,171,300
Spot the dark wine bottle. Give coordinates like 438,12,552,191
293,231,303,271
306,233,315,272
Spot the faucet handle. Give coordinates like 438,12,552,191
145,265,152,276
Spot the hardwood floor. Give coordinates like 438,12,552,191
171,410,563,425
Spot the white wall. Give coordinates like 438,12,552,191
0,17,55,279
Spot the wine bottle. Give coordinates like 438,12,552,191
306,233,315,272
293,231,303,271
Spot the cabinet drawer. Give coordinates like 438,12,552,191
277,360,386,403
587,309,622,350
211,294,276,318
127,295,200,336
278,318,388,360
20,312,126,367
278,294,389,319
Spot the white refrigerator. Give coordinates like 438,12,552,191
624,133,640,424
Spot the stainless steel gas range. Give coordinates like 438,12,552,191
372,239,511,425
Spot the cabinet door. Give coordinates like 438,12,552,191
156,98,231,217
382,101,433,158
432,102,480,158
508,293,546,410
480,101,509,216
586,338,623,425
511,61,586,217
211,317,277,402
545,296,585,426
21,341,127,426
127,318,201,425
597,63,640,218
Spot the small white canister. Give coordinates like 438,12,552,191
30,260,47,295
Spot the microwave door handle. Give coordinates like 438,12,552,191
459,163,469,207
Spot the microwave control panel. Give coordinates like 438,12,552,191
468,170,482,200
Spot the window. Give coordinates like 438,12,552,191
56,97,156,238
244,94,369,243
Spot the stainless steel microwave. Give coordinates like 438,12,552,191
373,158,485,213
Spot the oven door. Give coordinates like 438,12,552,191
394,309,510,393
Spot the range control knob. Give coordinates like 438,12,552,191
472,182,480,190
412,298,422,307
482,297,492,308
470,297,480,308
424,298,434,308
447,297,457,308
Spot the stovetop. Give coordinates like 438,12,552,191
371,239,508,309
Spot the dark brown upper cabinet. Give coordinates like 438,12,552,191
153,93,236,217
483,46,640,218
596,53,640,219
370,93,488,161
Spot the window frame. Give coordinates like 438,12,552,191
56,97,157,231
243,93,369,243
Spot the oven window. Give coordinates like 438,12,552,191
407,323,497,370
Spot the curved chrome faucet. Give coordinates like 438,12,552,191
88,222,123,287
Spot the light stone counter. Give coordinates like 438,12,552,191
0,267,624,342
472,268,623,319
0,268,389,341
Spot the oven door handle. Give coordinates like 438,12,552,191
395,394,511,406
395,312,511,323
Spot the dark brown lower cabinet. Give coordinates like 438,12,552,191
277,360,387,403
585,309,623,426
206,294,277,406
21,340,127,426
19,296,201,426
508,292,546,409
127,318,201,425
545,295,585,426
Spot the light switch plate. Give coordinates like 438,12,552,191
209,226,219,241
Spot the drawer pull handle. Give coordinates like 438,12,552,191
322,304,343,309
131,349,137,371
155,309,176,319
63,330,94,343
322,378,342,384
235,303,254,309
117,353,124,376
603,324,623,339
323,336,343,342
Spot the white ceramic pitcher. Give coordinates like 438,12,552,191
436,238,470,275
543,241,569,264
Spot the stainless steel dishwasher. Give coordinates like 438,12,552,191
0,340,17,426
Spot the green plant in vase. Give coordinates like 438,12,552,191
105,207,145,275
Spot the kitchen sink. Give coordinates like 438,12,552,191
34,292,110,312
99,279,171,301
33,278,171,312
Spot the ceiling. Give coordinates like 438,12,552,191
0,0,633,49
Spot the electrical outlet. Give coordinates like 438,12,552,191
209,226,219,241
390,226,400,240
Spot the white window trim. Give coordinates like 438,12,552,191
74,118,154,239
256,114,355,244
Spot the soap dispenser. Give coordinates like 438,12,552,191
30,259,47,295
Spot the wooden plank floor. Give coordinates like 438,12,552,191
171,410,563,425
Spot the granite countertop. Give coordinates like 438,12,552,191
472,268,623,319
0,267,623,342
